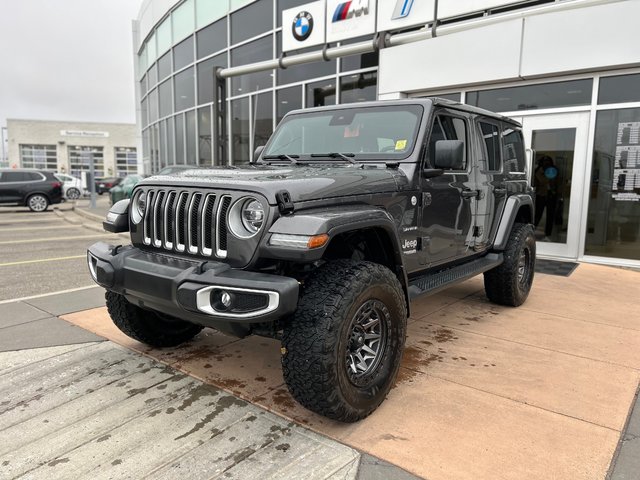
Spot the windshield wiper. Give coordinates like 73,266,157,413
310,152,357,164
262,154,300,164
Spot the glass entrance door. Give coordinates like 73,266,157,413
519,112,590,259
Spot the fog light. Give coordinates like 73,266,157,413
210,289,235,311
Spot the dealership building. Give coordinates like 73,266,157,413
6,119,138,178
133,0,640,266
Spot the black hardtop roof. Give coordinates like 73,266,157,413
285,98,521,128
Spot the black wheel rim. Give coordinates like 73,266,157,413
345,299,389,385
517,247,532,287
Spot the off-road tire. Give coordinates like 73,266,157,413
282,260,407,422
105,291,203,347
484,223,536,306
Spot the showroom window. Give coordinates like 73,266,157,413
586,107,640,261
198,106,212,166
173,36,194,71
277,86,302,123
175,113,185,164
598,73,640,105
159,79,173,118
20,144,57,170
196,19,227,59
186,109,197,165
467,79,593,112
174,67,195,112
197,54,227,104
158,51,172,82
254,91,274,151
306,79,336,108
339,72,377,104
231,96,250,164
230,36,274,95
230,0,273,45
69,146,105,177
115,147,138,176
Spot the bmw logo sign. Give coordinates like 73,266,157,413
292,11,313,42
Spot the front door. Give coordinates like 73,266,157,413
519,112,590,259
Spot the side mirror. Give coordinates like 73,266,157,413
252,145,265,164
434,140,465,170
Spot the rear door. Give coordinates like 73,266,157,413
0,171,28,203
474,118,508,250
420,109,476,266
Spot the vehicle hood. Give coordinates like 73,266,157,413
139,164,408,204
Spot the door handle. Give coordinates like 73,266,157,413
461,190,478,199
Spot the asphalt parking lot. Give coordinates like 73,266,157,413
0,199,119,301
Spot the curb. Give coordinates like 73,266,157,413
72,206,105,223
53,206,129,239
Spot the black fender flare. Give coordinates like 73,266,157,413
492,194,534,251
261,205,411,316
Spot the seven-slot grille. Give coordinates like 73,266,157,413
142,189,232,258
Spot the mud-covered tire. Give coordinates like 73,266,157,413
484,223,536,307
282,260,407,422
105,291,203,347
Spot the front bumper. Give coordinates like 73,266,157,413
87,242,299,329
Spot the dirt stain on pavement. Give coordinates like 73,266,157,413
47,458,69,467
395,346,443,386
96,434,111,443
111,459,122,466
174,395,247,440
271,388,296,411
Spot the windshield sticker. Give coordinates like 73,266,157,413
395,139,407,150
344,125,360,138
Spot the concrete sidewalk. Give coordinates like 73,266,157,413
61,263,640,480
0,288,417,480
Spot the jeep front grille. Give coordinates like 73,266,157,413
142,189,231,259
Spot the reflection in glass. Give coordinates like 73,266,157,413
167,116,175,165
427,93,461,102
586,108,640,260
275,32,336,86
531,128,576,244
231,37,273,95
172,0,195,43
175,113,185,164
158,51,172,81
306,79,336,108
232,97,250,164
174,67,195,112
173,36,194,71
253,92,273,153
340,51,378,72
148,88,159,123
339,72,377,104
197,19,227,59
158,79,172,118
598,74,640,105
147,63,158,89
198,54,228,104
467,79,592,112
186,110,197,165
231,0,273,45
198,106,212,166
277,86,302,123
196,0,228,30
158,120,167,170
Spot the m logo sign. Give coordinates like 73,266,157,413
392,0,414,19
332,0,369,23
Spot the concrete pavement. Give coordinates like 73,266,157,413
62,264,640,480
0,287,418,480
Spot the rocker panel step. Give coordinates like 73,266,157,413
408,253,503,299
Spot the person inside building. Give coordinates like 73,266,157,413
534,155,559,242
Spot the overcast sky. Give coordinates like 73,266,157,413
0,0,143,128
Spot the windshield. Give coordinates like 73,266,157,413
263,105,423,161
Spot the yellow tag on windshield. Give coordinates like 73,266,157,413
395,139,407,150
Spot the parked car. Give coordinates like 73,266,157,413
55,173,83,200
109,175,143,204
95,177,122,195
156,165,199,175
89,99,536,422
0,169,63,212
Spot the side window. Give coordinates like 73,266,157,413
2,172,27,182
427,114,468,170
26,172,43,181
479,121,501,171
502,125,526,173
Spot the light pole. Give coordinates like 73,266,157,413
1,126,7,167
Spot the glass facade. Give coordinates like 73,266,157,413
586,107,640,261
20,144,57,170
138,0,378,172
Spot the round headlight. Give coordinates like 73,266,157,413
229,197,265,239
241,199,264,234
131,190,146,224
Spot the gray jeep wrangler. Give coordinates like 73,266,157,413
88,99,535,422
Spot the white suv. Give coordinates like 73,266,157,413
55,173,83,200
